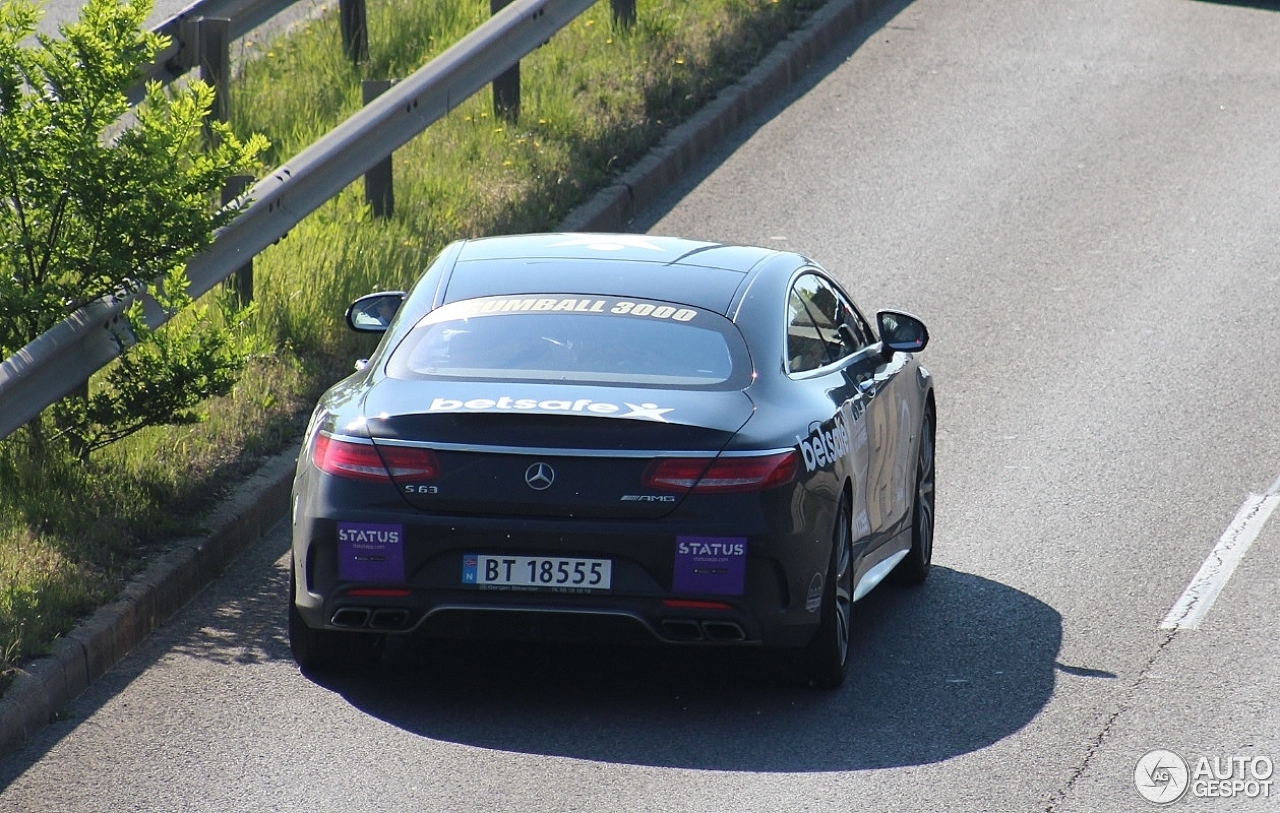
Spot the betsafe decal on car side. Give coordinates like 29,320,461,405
426,396,674,422
797,413,852,472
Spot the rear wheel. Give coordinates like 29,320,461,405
802,498,854,689
893,405,935,585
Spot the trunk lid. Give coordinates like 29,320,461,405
363,380,754,518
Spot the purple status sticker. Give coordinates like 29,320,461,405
337,522,405,582
672,536,748,595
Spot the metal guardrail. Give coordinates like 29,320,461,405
0,0,598,441
142,0,297,86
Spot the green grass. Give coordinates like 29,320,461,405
0,0,829,689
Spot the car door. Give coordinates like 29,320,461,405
789,272,911,543
784,272,872,530
833,285,915,541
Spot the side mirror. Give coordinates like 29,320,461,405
346,291,406,333
877,310,929,354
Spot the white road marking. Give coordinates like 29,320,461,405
1160,490,1280,630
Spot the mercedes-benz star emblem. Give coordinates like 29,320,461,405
525,462,555,491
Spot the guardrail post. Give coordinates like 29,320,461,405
177,17,232,136
611,0,636,27
221,176,255,305
490,0,520,121
339,0,370,65
362,80,396,218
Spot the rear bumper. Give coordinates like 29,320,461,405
292,586,816,648
290,499,836,649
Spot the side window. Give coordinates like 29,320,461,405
787,287,827,373
787,273,867,373
836,289,874,351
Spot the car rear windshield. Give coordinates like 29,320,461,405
384,295,751,389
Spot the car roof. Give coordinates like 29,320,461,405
438,233,785,314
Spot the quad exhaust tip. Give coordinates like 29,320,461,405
370,609,410,630
330,607,413,630
331,608,371,628
659,619,746,642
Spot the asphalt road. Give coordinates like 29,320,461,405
37,0,217,37
34,0,321,51
6,0,1280,811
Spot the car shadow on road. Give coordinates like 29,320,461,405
309,566,1061,772
1192,1,1280,10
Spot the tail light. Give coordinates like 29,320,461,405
312,434,440,482
643,451,797,494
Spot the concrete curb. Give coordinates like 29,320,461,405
0,447,298,759
0,0,893,761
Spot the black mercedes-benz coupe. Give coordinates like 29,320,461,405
289,233,935,687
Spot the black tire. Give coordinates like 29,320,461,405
892,405,935,585
288,566,383,671
802,498,854,689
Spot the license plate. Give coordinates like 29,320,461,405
462,554,612,591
